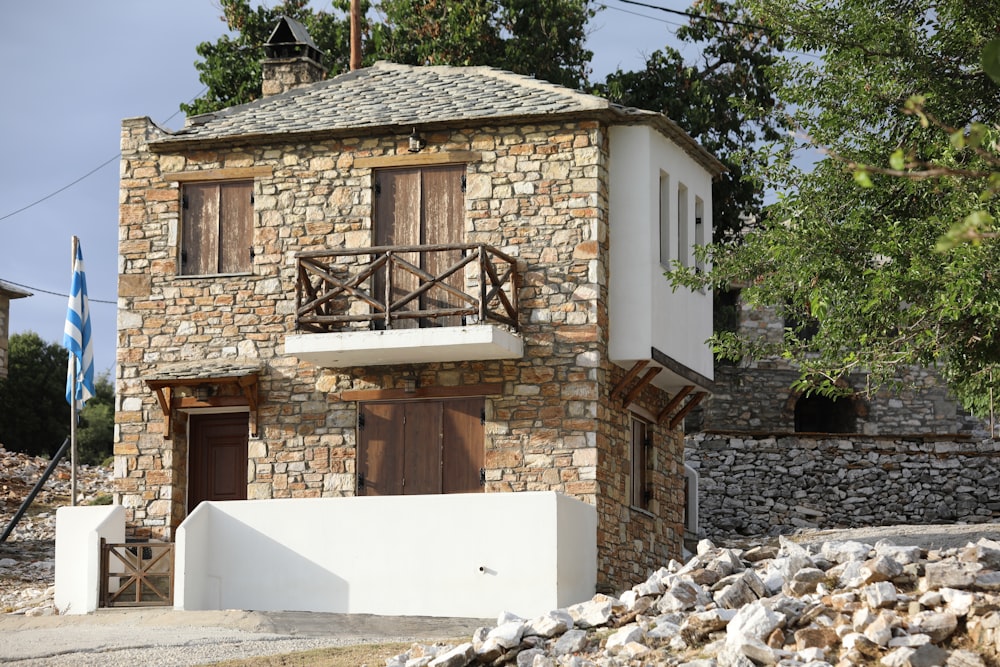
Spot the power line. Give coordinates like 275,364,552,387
0,88,207,224
612,0,775,33
0,279,116,305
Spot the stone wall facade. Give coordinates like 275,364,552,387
685,432,1000,538
117,116,687,592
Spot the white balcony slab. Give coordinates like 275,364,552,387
284,325,523,367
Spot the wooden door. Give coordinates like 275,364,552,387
188,412,249,512
358,398,482,496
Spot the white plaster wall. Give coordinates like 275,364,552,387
608,125,714,383
54,505,125,614
175,492,596,618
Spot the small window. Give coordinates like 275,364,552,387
181,181,254,275
694,197,705,274
630,415,650,509
658,172,670,266
676,182,689,268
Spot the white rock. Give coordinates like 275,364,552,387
552,629,588,656
566,599,612,629
486,620,525,649
605,623,645,653
523,610,572,638
821,540,873,563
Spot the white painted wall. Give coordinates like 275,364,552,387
608,124,714,385
54,505,125,615
175,492,597,618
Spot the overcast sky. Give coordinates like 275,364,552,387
1,0,695,379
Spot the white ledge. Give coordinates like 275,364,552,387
284,325,523,367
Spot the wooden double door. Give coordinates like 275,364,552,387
188,412,248,512
358,398,484,495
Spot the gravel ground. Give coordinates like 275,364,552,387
0,608,487,666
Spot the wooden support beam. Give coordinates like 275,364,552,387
656,385,694,425
621,367,662,409
669,392,707,430
610,360,649,399
337,382,503,402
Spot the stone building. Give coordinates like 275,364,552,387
691,300,984,437
115,19,722,592
0,280,32,379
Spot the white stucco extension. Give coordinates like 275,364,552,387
54,504,126,615
175,492,597,618
607,124,714,389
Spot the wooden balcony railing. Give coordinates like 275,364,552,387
295,244,519,333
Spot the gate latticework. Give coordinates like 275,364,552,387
100,539,174,607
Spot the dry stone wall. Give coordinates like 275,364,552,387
685,433,1000,538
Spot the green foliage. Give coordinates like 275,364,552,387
0,333,70,457
597,0,784,245
682,0,1000,412
184,0,594,115
0,333,114,463
77,373,115,466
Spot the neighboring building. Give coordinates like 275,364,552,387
690,299,985,437
115,19,722,592
0,280,32,379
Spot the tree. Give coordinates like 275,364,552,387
0,333,114,463
77,374,115,466
184,0,595,115
598,0,784,244
182,0,363,116
677,0,1000,412
0,333,71,457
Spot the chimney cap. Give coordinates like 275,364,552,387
265,15,323,63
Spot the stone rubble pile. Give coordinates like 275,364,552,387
391,535,1000,667
0,446,114,615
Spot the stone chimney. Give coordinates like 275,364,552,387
261,16,327,97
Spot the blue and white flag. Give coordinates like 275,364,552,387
64,240,95,408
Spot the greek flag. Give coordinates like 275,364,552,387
64,241,95,407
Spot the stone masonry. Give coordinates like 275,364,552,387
686,433,1000,538
117,116,686,592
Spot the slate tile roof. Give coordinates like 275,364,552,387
144,358,262,383
149,61,724,174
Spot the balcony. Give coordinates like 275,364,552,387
284,244,524,367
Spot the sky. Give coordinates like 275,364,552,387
1,0,697,379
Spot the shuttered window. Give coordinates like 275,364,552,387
181,181,253,275
357,398,484,496
630,415,650,509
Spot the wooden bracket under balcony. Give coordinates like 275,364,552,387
611,360,664,410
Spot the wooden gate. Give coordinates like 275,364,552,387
100,539,174,607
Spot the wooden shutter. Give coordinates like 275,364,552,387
374,169,421,327
442,397,484,494
358,398,484,496
630,417,648,509
181,181,253,275
181,183,219,275
220,181,253,273
402,401,443,494
422,165,465,326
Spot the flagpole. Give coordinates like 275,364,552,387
70,236,79,507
